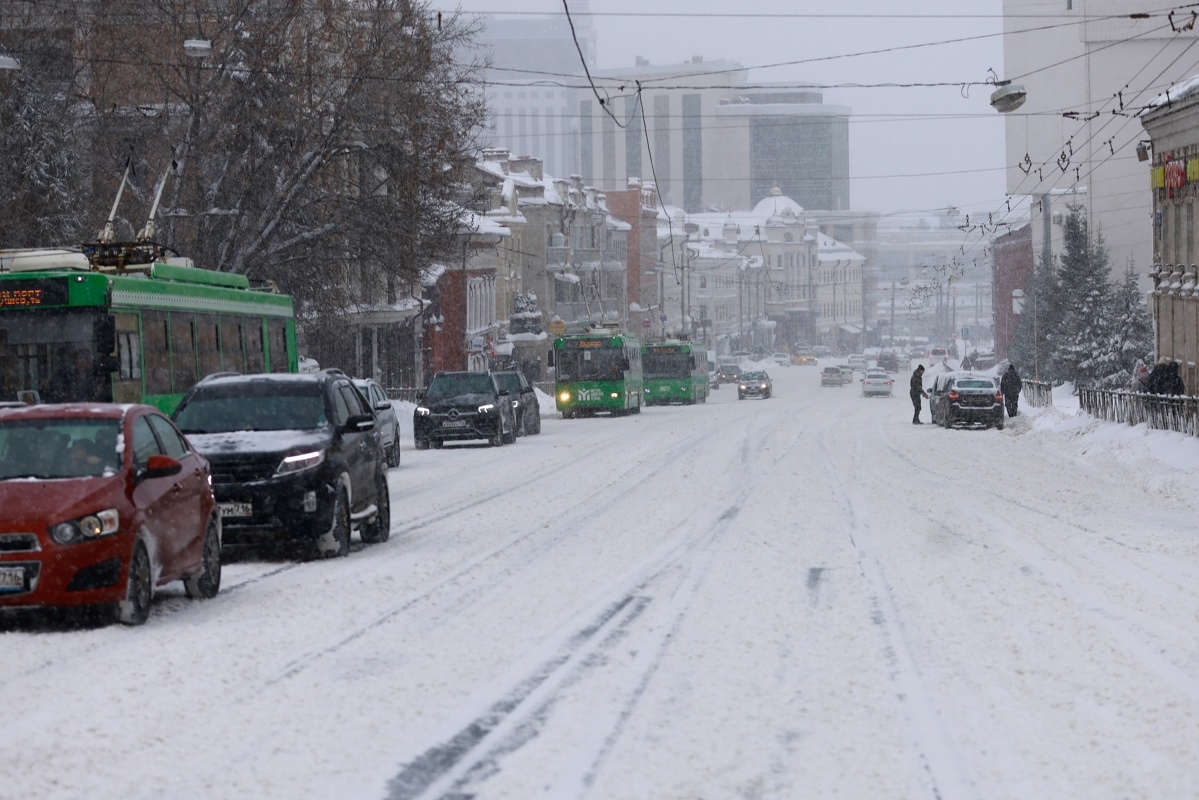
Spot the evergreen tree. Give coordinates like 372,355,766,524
1047,206,1112,386
1085,267,1154,389
1009,252,1061,381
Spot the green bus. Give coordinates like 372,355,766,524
552,329,643,418
642,340,710,406
0,242,297,414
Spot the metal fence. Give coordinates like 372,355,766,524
1078,388,1199,437
1023,379,1054,408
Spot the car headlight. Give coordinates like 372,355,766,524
558,391,571,402
738,383,747,390
478,403,496,414
276,450,325,475
51,508,120,545
511,399,520,408
415,406,431,416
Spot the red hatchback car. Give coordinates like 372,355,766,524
0,403,221,625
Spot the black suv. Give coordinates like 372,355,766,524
172,370,390,558
932,373,1005,430
491,369,541,436
413,371,515,449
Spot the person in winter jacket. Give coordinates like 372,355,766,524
1146,359,1170,394
1131,360,1151,392
1157,361,1186,395
910,365,929,424
1000,364,1022,417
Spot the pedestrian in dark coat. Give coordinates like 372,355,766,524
1000,364,1022,417
1146,359,1169,394
1160,362,1186,396
910,365,929,424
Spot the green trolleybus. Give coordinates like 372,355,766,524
552,329,643,418
0,242,297,414
642,340,710,406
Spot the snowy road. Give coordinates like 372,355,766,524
4,363,1199,799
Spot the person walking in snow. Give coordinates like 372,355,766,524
910,364,929,424
1146,359,1170,394
1000,364,1022,418
1131,360,1151,392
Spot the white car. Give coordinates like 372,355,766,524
848,354,867,370
771,352,790,367
861,369,894,397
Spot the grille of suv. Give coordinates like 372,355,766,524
206,453,281,484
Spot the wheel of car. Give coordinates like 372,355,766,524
502,425,516,444
386,427,401,468
316,487,351,558
117,540,153,626
514,410,524,437
360,473,391,544
431,438,443,449
996,419,1005,430
530,407,541,434
489,428,504,447
184,513,222,600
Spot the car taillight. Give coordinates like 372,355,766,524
995,391,1003,402
948,391,959,402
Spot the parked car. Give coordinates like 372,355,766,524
738,370,773,399
770,353,791,368
714,364,742,385
491,369,541,436
413,371,516,449
821,366,844,387
861,369,894,397
790,349,818,366
353,378,401,468
933,374,1005,429
0,403,221,625
173,370,390,559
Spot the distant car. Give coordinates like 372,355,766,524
714,364,742,385
738,370,773,399
930,345,949,363
0,403,221,625
709,370,720,390
848,354,867,371
353,378,401,468
835,364,855,384
790,350,818,366
491,369,541,436
173,370,391,559
821,366,844,387
933,374,1005,429
414,371,516,449
876,350,899,372
861,369,894,397
771,352,791,368
812,345,831,358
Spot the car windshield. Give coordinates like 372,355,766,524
823,367,840,374
742,372,768,381
174,382,327,433
427,373,496,399
0,417,122,479
492,373,522,394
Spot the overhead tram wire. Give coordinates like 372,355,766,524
560,0,628,129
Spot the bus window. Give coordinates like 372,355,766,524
196,313,221,380
0,310,107,403
170,312,197,394
266,318,290,372
245,320,265,373
221,318,244,373
143,310,172,395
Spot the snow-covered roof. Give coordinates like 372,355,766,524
1143,73,1199,113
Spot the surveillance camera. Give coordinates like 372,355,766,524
990,82,1027,113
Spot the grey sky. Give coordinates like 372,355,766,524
450,0,1009,218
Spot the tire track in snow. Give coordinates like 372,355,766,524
815,422,978,800
381,402,814,800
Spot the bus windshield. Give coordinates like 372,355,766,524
0,309,105,404
643,352,691,379
556,348,625,381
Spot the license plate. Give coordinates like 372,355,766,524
0,566,25,593
219,502,253,518
441,420,468,428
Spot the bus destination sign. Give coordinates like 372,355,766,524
0,279,70,308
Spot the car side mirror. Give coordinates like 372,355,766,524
139,453,183,481
375,400,392,411
343,413,375,433
497,389,510,397
416,391,426,403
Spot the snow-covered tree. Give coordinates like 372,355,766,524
1008,252,1061,381
1048,206,1113,386
1083,267,1154,389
